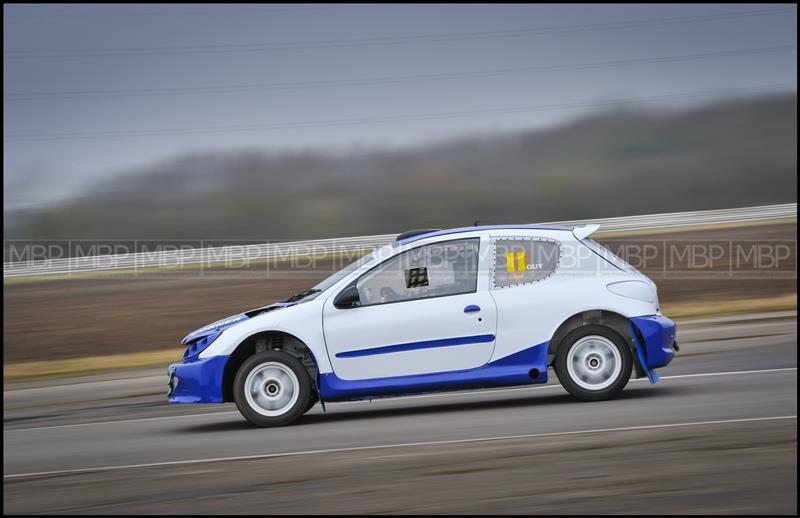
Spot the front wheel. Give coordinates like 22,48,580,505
233,351,312,427
554,325,632,401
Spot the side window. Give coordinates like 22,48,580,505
356,238,479,305
493,238,560,289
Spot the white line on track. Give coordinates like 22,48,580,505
4,409,242,432
4,415,796,480
4,367,796,433
389,366,798,399
657,366,796,379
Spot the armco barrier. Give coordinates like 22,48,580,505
3,203,795,278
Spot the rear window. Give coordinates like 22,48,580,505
580,238,640,273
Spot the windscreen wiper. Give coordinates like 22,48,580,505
284,288,321,303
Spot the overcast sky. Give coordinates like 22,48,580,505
3,3,797,210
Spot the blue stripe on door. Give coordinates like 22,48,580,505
335,334,495,359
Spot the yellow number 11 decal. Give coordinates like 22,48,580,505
506,251,527,279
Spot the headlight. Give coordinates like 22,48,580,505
183,330,223,360
181,313,249,345
606,280,656,303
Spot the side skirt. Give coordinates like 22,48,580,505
319,342,549,402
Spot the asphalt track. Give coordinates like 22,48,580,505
3,312,797,514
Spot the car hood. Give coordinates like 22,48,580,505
180,301,297,345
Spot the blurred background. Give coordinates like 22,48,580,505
3,3,797,515
3,3,797,239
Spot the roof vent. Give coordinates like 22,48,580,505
395,228,442,242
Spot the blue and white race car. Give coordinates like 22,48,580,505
168,224,677,427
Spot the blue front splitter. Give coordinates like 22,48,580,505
168,355,228,403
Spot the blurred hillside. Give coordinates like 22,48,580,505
6,93,797,241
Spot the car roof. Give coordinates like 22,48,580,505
395,224,574,245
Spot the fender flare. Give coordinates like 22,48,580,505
547,309,647,379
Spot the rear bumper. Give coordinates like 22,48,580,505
167,355,229,404
630,314,677,369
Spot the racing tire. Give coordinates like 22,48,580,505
554,325,632,402
304,393,319,413
233,351,312,427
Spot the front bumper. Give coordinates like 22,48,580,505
630,314,677,369
167,355,229,404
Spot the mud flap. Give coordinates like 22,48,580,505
630,322,659,384
317,373,327,413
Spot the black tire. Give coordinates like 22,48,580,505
304,392,319,413
233,350,312,427
554,325,632,402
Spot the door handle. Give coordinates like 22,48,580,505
464,305,481,313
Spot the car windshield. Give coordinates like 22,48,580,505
285,252,377,303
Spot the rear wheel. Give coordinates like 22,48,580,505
233,351,312,427
304,393,319,413
554,325,632,401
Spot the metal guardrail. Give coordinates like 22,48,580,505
541,202,797,231
3,203,796,278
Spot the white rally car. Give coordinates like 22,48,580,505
168,224,677,427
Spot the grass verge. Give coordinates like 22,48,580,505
4,350,182,382
660,293,797,319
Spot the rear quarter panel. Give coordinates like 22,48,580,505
488,230,658,362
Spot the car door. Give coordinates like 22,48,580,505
488,235,564,360
322,236,497,380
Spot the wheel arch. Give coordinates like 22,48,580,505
547,310,644,378
222,330,320,402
